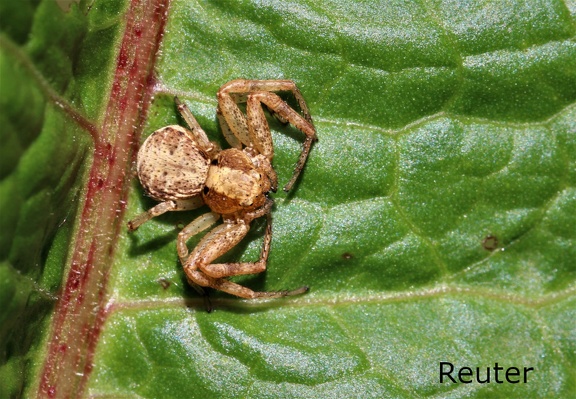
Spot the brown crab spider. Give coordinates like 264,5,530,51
128,79,317,302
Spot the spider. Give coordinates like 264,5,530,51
128,79,317,302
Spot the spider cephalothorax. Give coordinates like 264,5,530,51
202,148,274,215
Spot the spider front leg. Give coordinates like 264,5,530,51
217,79,317,192
246,91,316,191
220,79,315,124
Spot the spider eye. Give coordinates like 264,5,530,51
211,158,218,165
203,186,209,195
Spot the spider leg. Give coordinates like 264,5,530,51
177,212,221,263
184,200,272,278
216,92,252,147
183,222,265,299
216,107,242,149
183,201,307,299
213,279,309,299
246,91,317,191
175,211,220,308
185,268,308,299
217,79,317,192
268,107,289,125
188,218,267,279
174,96,220,156
127,197,204,231
219,79,315,125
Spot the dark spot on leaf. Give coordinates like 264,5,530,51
482,235,498,251
157,278,171,290
341,252,353,260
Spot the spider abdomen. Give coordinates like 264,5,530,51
137,125,210,201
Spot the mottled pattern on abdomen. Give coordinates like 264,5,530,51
137,125,210,201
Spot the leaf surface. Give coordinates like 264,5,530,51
1,0,575,398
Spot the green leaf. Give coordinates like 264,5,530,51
1,0,575,398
